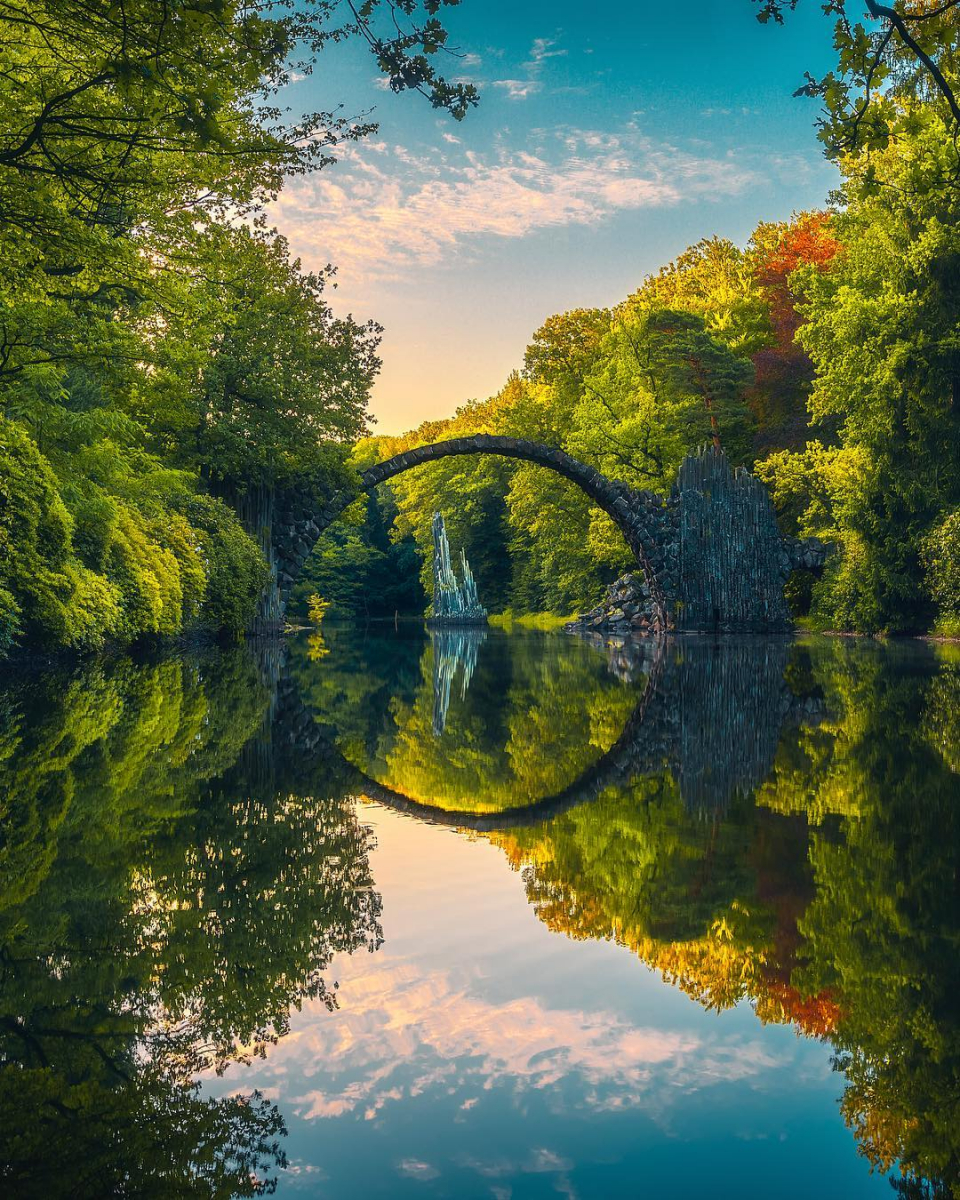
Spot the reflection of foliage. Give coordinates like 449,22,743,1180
923,650,960,776
491,783,786,1012
484,637,960,1195
0,648,382,1195
294,626,638,811
772,643,960,1194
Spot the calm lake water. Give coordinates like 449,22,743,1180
1,626,958,1197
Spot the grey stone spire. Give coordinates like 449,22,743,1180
429,512,487,625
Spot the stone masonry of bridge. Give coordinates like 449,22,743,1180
266,435,828,636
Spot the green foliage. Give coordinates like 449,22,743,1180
523,307,612,388
0,646,382,1192
756,1,960,182
756,114,960,632
0,0,480,652
0,417,267,648
0,417,117,648
178,496,270,635
355,221,831,621
624,236,772,356
571,307,757,486
923,510,960,626
154,227,380,493
292,489,427,621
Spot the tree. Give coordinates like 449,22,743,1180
523,308,611,389
748,213,843,450
570,307,756,486
152,226,381,495
624,236,771,357
0,0,480,652
758,117,960,632
755,1,960,179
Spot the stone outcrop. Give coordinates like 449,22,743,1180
567,445,831,637
428,512,487,625
567,574,663,639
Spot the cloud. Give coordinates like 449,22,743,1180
528,37,568,65
225,957,791,1132
397,1159,441,1181
493,78,543,100
493,35,568,101
272,125,763,289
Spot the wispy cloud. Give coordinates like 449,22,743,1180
528,37,568,65
493,34,567,101
493,78,542,100
273,125,765,289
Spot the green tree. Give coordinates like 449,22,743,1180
570,307,756,488
756,1,960,179
758,116,960,632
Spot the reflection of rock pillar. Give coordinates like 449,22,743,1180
431,627,487,735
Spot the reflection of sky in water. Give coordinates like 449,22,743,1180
204,804,886,1198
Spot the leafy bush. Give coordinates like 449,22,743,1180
923,511,960,628
0,586,21,654
178,495,268,635
0,419,268,653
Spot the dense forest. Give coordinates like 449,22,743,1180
2,1,960,653
0,0,472,654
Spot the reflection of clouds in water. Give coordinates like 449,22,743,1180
458,1147,578,1200
240,957,790,1129
396,1158,441,1181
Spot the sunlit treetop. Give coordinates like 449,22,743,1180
755,1,960,165
0,0,478,225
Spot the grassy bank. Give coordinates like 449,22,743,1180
488,611,575,632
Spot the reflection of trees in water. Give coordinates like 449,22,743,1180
0,650,381,1196
483,638,960,1198
303,634,825,821
291,626,639,812
2,636,959,1196
430,627,486,735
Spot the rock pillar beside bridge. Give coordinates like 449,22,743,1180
569,446,828,636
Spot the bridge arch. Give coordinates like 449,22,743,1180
272,435,673,631
276,641,667,831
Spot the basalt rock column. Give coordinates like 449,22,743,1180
429,512,488,625
567,446,823,636
675,446,793,633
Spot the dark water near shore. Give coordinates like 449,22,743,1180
1,626,958,1197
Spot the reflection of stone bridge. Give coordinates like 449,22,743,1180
276,638,822,831
269,438,828,636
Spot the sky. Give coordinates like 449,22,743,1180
271,0,840,435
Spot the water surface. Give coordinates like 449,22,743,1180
1,626,957,1197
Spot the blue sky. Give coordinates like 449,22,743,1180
272,1,839,434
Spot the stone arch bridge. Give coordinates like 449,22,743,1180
266,435,826,635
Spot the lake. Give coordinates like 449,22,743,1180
1,626,957,1197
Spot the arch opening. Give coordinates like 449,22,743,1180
270,435,673,634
